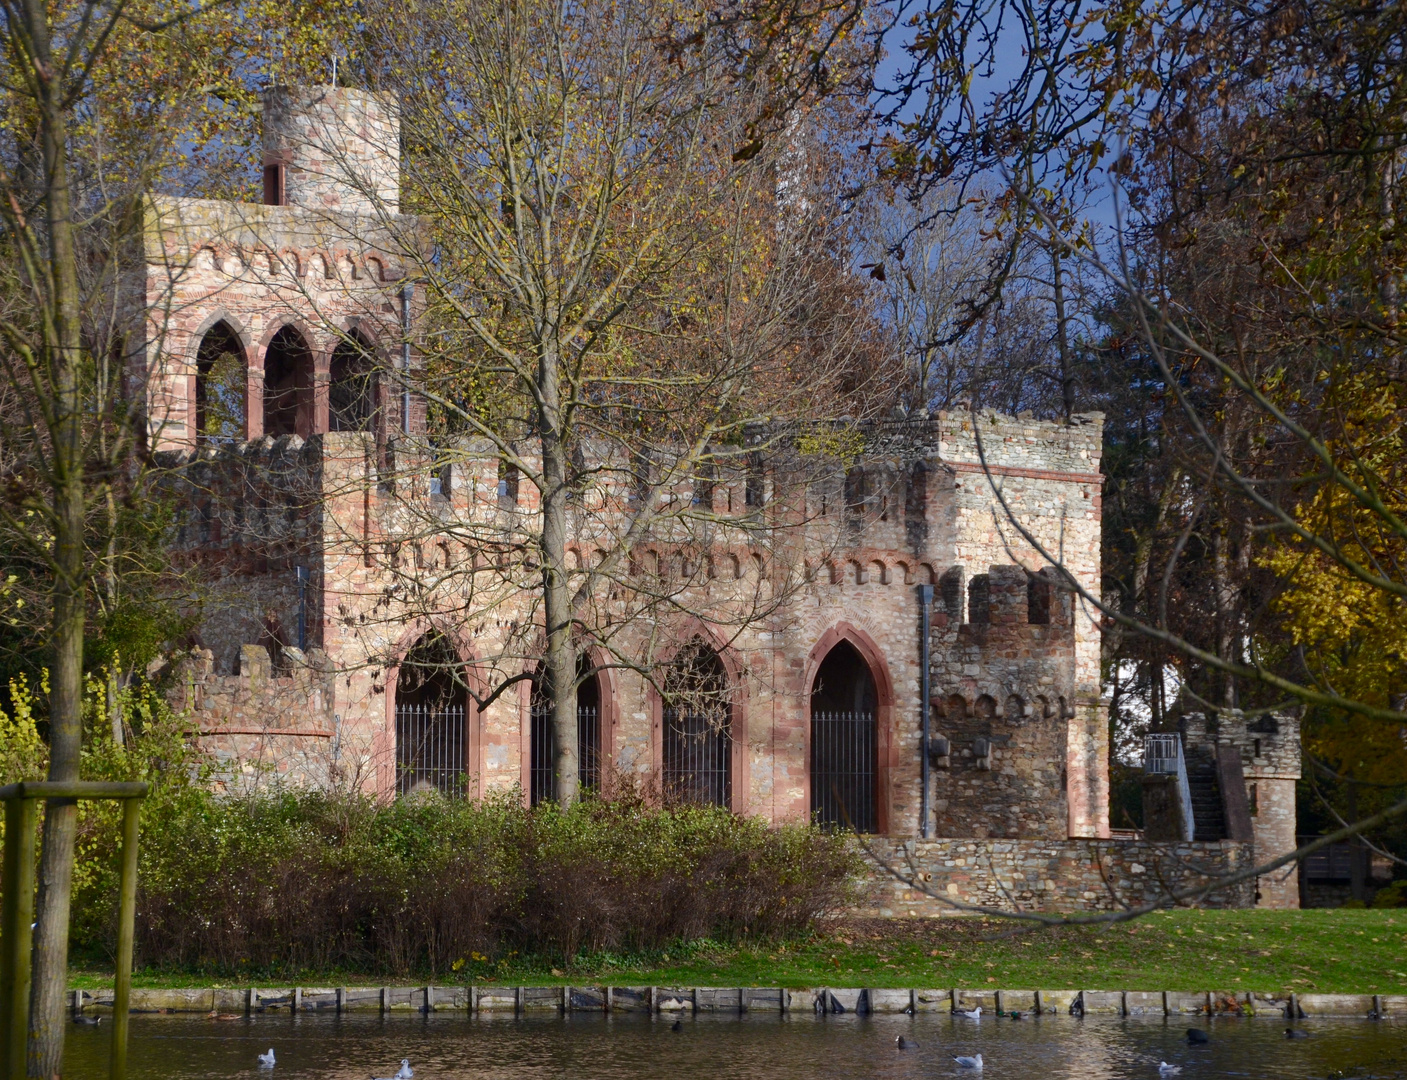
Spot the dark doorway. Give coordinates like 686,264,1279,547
263,325,313,437
194,322,247,444
529,656,603,804
395,633,468,797
662,640,732,808
329,333,376,431
810,639,878,832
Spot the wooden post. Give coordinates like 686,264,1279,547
109,797,141,1080
336,988,345,1013
0,797,37,1080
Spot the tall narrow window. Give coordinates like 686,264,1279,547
1027,570,1052,625
394,633,468,797
329,333,376,431
744,454,764,508
263,163,286,206
194,321,246,444
967,574,990,624
263,325,313,438
662,640,732,808
497,459,519,507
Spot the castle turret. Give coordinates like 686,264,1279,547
261,86,400,215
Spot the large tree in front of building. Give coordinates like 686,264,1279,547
341,0,890,805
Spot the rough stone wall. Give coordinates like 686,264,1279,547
263,86,401,215
927,564,1074,840
170,644,340,789
860,837,1256,916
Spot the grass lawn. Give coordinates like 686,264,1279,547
71,909,1407,995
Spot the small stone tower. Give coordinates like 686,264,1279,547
261,86,400,215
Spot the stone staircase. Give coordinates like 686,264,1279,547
1185,746,1227,841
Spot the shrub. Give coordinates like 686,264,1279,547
1371,881,1407,908
118,787,860,977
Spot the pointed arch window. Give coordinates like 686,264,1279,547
329,332,377,432
662,640,732,808
263,325,313,437
194,321,247,444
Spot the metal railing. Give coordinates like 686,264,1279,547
810,710,877,833
529,705,601,805
395,702,467,797
1,780,147,1080
662,707,732,808
1144,732,1196,841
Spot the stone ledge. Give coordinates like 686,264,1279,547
69,986,1396,1018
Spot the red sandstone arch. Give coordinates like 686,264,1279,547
253,318,319,439
382,619,487,801
803,622,897,835
187,312,254,447
646,619,750,815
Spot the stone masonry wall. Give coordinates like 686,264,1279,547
860,837,1256,916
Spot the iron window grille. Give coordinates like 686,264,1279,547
810,710,877,832
395,701,467,797
662,707,731,807
529,704,601,805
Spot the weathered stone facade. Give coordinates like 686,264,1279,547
133,84,1297,910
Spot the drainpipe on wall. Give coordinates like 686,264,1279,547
400,283,414,435
918,583,933,838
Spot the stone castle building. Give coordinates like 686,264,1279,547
135,85,1298,909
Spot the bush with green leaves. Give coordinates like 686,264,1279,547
126,789,861,978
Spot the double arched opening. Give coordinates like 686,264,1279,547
807,626,893,834
393,631,471,797
528,656,605,805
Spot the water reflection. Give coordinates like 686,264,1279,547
62,1010,1404,1080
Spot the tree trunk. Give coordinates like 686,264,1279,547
537,340,580,807
25,0,89,1069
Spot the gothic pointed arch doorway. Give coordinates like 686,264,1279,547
807,626,893,833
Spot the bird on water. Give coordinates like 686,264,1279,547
257,1048,276,1068
953,1054,984,1069
670,1019,682,1032
1285,1028,1310,1039
896,1036,919,1049
371,1059,412,1080
955,1005,983,1019
1158,1063,1182,1075
1186,1028,1210,1044
73,1015,102,1027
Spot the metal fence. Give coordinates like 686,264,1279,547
529,705,601,805
662,707,731,807
810,710,877,833
1144,732,1195,841
395,701,467,797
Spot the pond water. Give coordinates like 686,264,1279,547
62,1011,1405,1080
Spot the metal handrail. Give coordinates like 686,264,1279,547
0,780,148,1080
1144,734,1196,842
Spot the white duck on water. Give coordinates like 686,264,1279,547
953,1054,983,1069
1158,1064,1182,1075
